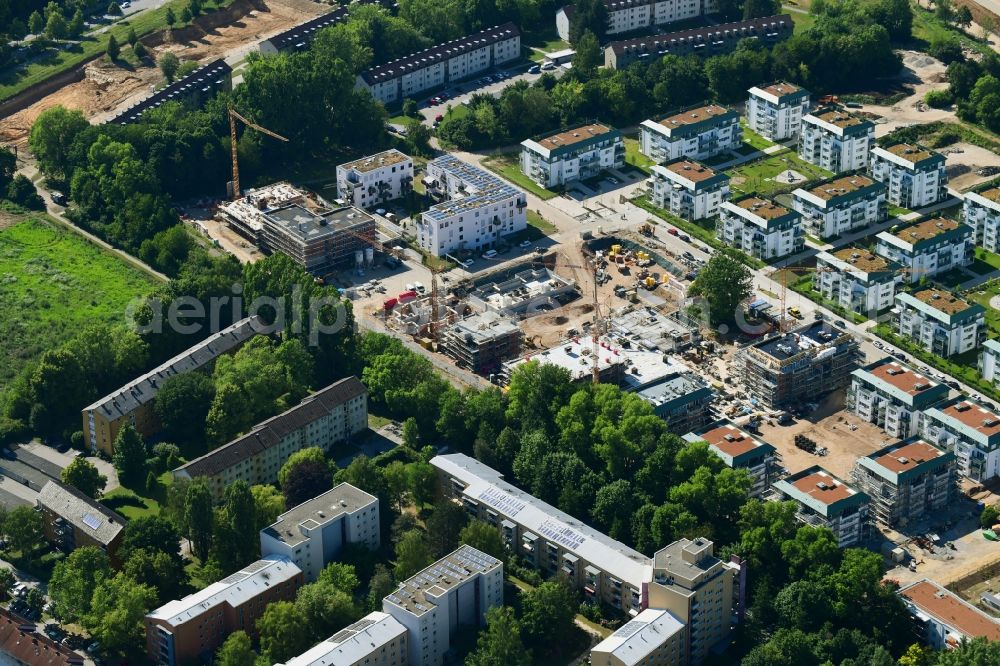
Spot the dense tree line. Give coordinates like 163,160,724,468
398,0,553,45
945,51,1000,132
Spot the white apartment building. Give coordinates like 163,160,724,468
521,122,624,188
650,159,730,221
799,107,875,173
980,338,1000,384
417,155,527,257
260,483,380,583
336,149,413,209
773,466,870,547
814,247,901,315
684,420,777,498
847,358,948,440
639,104,741,163
962,186,1000,252
357,24,520,105
717,196,804,260
899,579,1000,648
590,608,685,666
870,143,948,209
922,397,1000,481
875,218,973,283
791,174,887,240
555,0,718,42
894,289,986,359
276,612,408,666
383,545,502,666
746,81,810,141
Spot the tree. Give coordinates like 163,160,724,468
395,530,433,579
898,643,930,666
155,373,215,450
955,5,973,29
295,580,360,638
127,27,138,45
867,0,912,41
384,461,409,512
4,506,43,557
49,547,111,621
216,631,256,666
0,569,13,600
112,424,147,488
467,606,532,666
936,0,954,22
60,458,106,498
981,503,1000,528
224,480,258,563
108,2,122,15
119,516,183,565
521,581,577,647
572,31,601,79
25,587,45,614
165,7,176,26
185,480,214,561
278,447,327,487
568,0,608,43
401,417,420,448
689,253,753,326
84,573,157,653
106,34,119,61
132,41,147,60
459,520,506,564
28,11,43,34
121,548,187,603
404,120,432,157
426,502,468,557
257,601,312,663
367,564,395,611
252,484,285,530
28,106,89,182
68,9,85,37
159,52,179,82
982,14,997,41
180,7,192,22
930,637,1000,664
283,458,333,509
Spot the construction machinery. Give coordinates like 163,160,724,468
228,106,288,200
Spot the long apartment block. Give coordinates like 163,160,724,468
108,59,231,125
921,397,1000,481
798,107,875,173
847,358,948,440
357,23,520,105
521,122,624,188
875,217,973,283
963,186,1000,252
590,608,685,666
870,143,948,209
336,149,414,209
650,159,730,221
275,611,407,666
173,377,368,501
791,174,886,240
683,420,777,497
639,104,741,164
717,196,804,260
746,81,810,141
980,338,1000,385
851,439,955,529
556,0,719,42
814,247,901,315
893,289,985,359
773,466,870,547
898,579,1000,649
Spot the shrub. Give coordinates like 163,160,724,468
924,89,953,109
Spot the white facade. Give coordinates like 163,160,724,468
791,174,886,240
277,612,408,666
875,218,973,283
870,143,948,209
799,108,875,173
717,197,803,260
894,290,985,359
417,155,527,257
814,247,900,315
260,483,380,583
650,159,730,221
639,104,741,163
336,150,413,209
963,187,1000,252
555,0,716,42
521,123,624,188
847,359,948,440
980,339,1000,385
921,398,1000,481
899,580,1000,649
746,82,810,141
773,467,870,547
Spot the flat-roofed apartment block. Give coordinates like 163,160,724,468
899,579,1000,649
847,358,948,440
174,377,368,501
814,247,901,315
418,155,527,257
590,608,686,666
442,311,523,375
37,481,126,564
875,218,973,283
893,289,986,359
357,23,521,105
521,122,624,188
146,556,303,666
850,439,955,528
556,0,718,42
979,338,1000,385
336,149,413,209
650,159,730,221
276,611,407,666
634,372,715,434
870,143,948,209
746,81,810,141
963,186,1000,251
773,466,870,546
921,397,1000,481
431,453,653,614
260,483,379,583
107,59,231,125
734,321,861,410
791,174,887,240
718,196,804,260
798,107,875,173
382,545,502,666
604,15,793,69
639,104,741,164
81,315,265,455
683,420,777,497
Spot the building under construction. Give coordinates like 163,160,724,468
734,321,861,410
442,311,523,376
466,267,578,318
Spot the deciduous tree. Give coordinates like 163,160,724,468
49,547,111,621
111,424,147,488
466,606,532,666
60,458,107,498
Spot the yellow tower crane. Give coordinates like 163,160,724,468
228,106,288,200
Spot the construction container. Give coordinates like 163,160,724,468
398,290,417,303
383,297,398,310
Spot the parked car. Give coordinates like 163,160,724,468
682,251,695,261
482,249,498,259
541,61,556,71
414,282,426,293
528,64,540,74
50,191,67,205
519,240,532,248
667,228,678,236
1,449,16,460
679,234,690,242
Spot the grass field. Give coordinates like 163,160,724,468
727,149,832,197
483,155,558,200
785,7,816,32
624,137,655,173
0,217,157,392
740,122,776,151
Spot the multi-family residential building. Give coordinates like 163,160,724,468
870,143,948,209
979,338,1000,384
357,24,521,105
146,556,303,666
417,155,527,256
36,481,126,564
875,218,973,283
442,311,523,375
604,14,793,69
717,196,804,260
798,107,875,173
635,372,715,434
851,439,955,528
773,466,870,547
275,612,408,666
556,0,718,42
590,608,685,666
336,149,413,209
650,159,730,221
81,315,265,455
639,104,741,163
791,174,887,240
0,607,83,665
847,358,948,440
814,247,901,315
746,81,810,141
683,421,777,498
893,289,986,359
963,186,1000,252
260,483,380,583
521,122,624,188
383,545,502,666
921,397,1000,481
257,1,394,53
174,377,368,500
898,579,1000,649
108,60,231,125
734,321,861,410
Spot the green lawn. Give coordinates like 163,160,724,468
740,122,777,151
975,247,1000,271
785,8,816,32
910,6,994,57
101,471,173,521
0,216,156,396
483,156,559,200
624,137,655,174
527,209,557,234
966,281,1000,339
727,149,832,197
888,204,912,218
